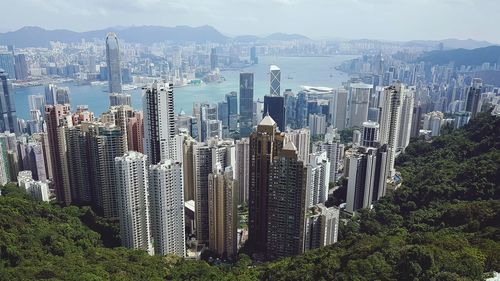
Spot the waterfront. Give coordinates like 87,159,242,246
13,55,356,120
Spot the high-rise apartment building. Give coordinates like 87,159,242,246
235,138,250,204
226,91,238,133
333,88,348,130
0,70,18,134
306,152,330,207
308,113,327,136
143,81,175,165
45,104,73,205
127,111,144,153
465,78,483,118
284,128,310,163
208,166,238,258
115,152,153,255
239,73,254,137
105,32,123,93
267,142,307,259
149,160,186,256
348,83,372,128
248,115,285,253
397,87,415,151
304,204,339,251
361,121,380,148
109,93,131,106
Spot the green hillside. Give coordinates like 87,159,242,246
0,112,499,281
418,45,500,66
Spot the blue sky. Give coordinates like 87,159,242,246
1,0,499,43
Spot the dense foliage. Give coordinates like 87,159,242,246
0,112,498,280
419,45,500,66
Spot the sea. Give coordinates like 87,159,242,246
13,55,356,120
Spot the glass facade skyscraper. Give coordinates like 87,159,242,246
0,70,18,134
239,72,254,137
105,32,122,93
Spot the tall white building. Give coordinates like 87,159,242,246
423,111,444,137
149,160,186,256
304,203,339,251
306,152,331,207
317,139,344,182
270,65,281,96
285,128,311,163
361,121,380,148
235,138,250,204
115,152,153,255
308,114,327,137
348,83,372,128
397,87,415,151
333,88,349,130
143,81,175,165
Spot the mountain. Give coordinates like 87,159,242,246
0,111,498,280
418,45,500,66
0,25,229,47
264,32,310,41
406,38,495,50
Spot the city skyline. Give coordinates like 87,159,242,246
1,0,500,43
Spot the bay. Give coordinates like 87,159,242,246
13,55,355,120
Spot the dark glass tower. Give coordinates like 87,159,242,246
263,95,285,131
239,73,254,137
0,69,18,134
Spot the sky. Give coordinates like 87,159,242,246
1,0,499,43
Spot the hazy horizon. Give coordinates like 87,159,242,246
1,0,499,43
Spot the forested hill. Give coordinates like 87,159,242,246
0,112,499,280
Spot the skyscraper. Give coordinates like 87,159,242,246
284,89,297,129
250,46,258,64
45,104,73,205
263,95,285,131
465,78,483,118
348,83,372,128
397,87,415,151
149,160,186,256
127,111,144,153
105,32,122,93
143,81,175,165
14,54,28,80
361,121,380,148
44,84,70,106
267,142,307,259
296,91,308,129
0,69,18,134
208,166,238,259
109,93,131,106
333,88,348,130
115,152,153,255
306,151,331,207
239,73,254,137
226,91,238,133
193,139,235,245
248,114,285,253
270,65,281,96
0,53,15,79
284,128,310,163
235,138,250,204
210,48,218,70
304,204,339,251
308,113,327,137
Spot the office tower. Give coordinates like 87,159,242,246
348,83,372,128
361,121,379,148
25,142,47,181
0,53,15,79
296,91,308,129
17,171,50,202
226,92,238,133
55,87,70,105
127,111,144,153
115,152,153,255
0,70,18,134
248,115,285,253
0,138,9,185
267,142,307,259
263,95,285,131
308,113,326,137
235,138,249,204
193,139,235,245
218,100,228,133
44,84,70,106
105,32,123,93
28,95,45,113
304,204,339,251
465,78,483,118
239,73,254,137
149,160,186,256
210,48,218,70
284,90,297,129
368,107,380,123
14,54,28,80
306,152,331,207
208,166,238,259
45,104,73,205
270,65,281,96
378,83,404,178
284,128,310,163
397,88,415,151
333,88,348,130
109,93,131,106
250,46,258,64
143,82,175,165
253,99,264,126
346,147,387,213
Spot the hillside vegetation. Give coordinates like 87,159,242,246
0,112,498,280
